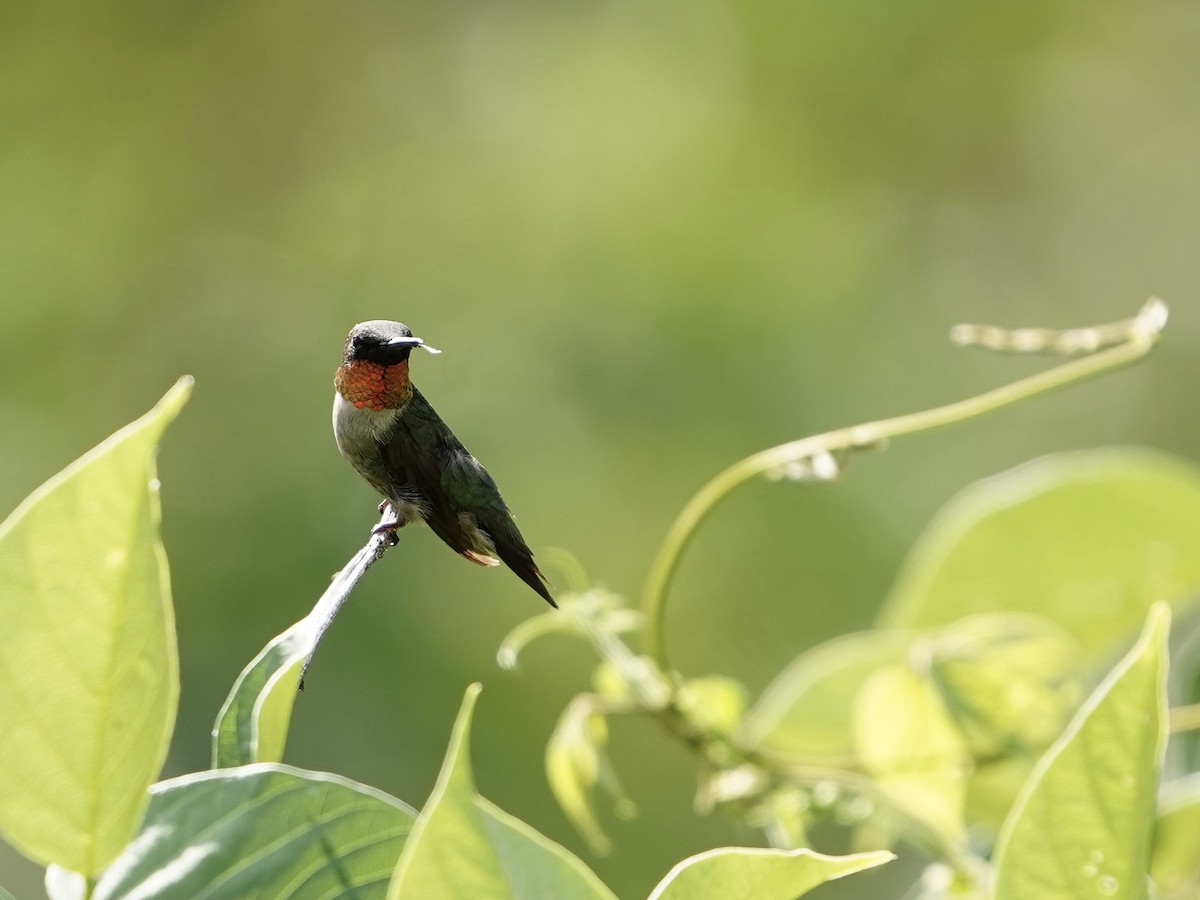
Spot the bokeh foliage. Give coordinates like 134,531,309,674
1,377,1195,898
3,0,1200,895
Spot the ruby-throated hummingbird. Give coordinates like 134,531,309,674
333,320,555,607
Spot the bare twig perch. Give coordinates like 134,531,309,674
300,509,398,688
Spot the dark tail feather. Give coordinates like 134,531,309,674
527,566,557,608
494,537,557,608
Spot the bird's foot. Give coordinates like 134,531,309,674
371,520,401,547
372,504,402,546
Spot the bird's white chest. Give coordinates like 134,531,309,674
332,392,400,450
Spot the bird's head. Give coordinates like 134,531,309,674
335,320,441,411
342,320,441,365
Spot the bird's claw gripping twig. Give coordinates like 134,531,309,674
371,503,402,545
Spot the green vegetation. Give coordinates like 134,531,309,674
6,3,1200,893
2,300,1198,897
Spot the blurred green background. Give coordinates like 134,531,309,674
2,0,1198,896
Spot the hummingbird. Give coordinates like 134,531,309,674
332,320,555,607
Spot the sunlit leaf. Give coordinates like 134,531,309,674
676,675,748,740
928,613,1085,755
212,618,313,768
546,695,635,856
928,613,1087,835
93,764,415,900
647,847,894,900
214,533,394,768
1150,774,1200,899
963,755,1038,837
740,630,910,759
992,604,1169,899
854,664,969,845
0,378,190,875
388,684,617,900
880,449,1200,659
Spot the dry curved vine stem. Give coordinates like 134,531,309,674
950,297,1168,355
641,298,1169,674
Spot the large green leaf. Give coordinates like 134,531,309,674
388,684,617,900
0,378,191,875
93,764,415,900
992,604,1169,899
1150,774,1200,899
880,449,1200,659
647,847,893,900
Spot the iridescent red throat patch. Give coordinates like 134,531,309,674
335,359,411,410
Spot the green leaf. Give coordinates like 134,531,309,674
880,449,1200,659
0,378,191,875
676,675,748,740
740,630,910,759
388,684,617,900
1150,774,1200,899
546,696,630,856
93,764,415,900
212,618,313,768
992,604,1170,899
928,613,1085,755
963,755,1038,837
647,847,894,900
928,614,1087,833
0,885,16,900
854,664,969,845
213,534,397,769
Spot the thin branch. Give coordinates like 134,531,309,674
1169,703,1200,734
300,510,398,687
